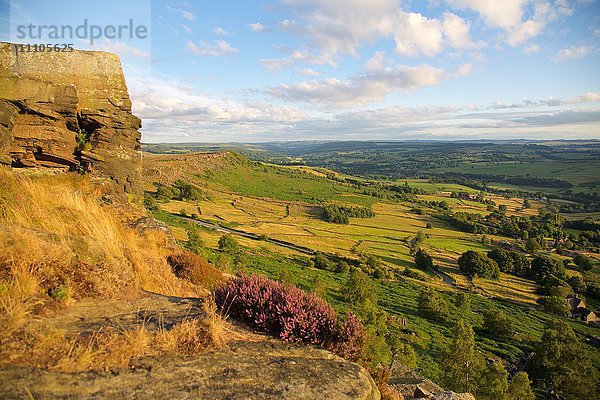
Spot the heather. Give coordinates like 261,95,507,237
213,273,364,360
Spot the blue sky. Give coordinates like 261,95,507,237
2,0,600,142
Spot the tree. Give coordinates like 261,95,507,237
173,179,202,201
482,308,513,338
185,226,204,255
393,342,418,370
310,275,325,298
523,198,531,209
568,275,587,294
334,261,350,273
477,361,509,400
536,296,569,316
455,292,471,312
530,256,566,283
527,319,599,400
414,248,435,270
510,252,531,277
413,230,427,251
507,371,535,400
418,287,448,320
458,250,500,280
218,234,240,253
525,238,541,253
573,254,595,271
487,248,515,273
441,320,482,393
344,269,375,307
313,253,330,270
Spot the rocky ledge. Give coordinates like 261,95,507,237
0,293,379,400
0,42,141,193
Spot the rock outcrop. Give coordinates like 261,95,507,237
0,292,380,400
0,42,141,193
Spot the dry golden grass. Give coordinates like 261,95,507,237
0,167,205,336
167,251,225,290
1,309,229,372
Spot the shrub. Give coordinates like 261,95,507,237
167,251,224,290
323,204,374,224
536,296,569,316
482,308,513,337
313,254,330,270
418,287,448,320
573,254,596,271
213,273,365,360
414,248,435,270
530,256,566,283
218,234,240,253
458,251,500,280
49,286,70,302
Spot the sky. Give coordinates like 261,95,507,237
2,0,600,142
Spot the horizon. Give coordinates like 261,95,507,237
2,0,599,142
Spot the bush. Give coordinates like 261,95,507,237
48,286,70,302
313,254,330,270
414,248,435,270
323,204,374,224
167,251,224,289
487,248,514,273
458,251,500,280
213,273,365,360
536,296,569,316
418,287,448,320
218,235,240,253
573,254,596,271
530,256,566,283
482,308,513,337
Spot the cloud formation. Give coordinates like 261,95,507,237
269,63,471,107
551,45,591,62
186,40,239,56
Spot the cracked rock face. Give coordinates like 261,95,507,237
0,42,142,194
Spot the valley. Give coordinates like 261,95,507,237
141,148,600,388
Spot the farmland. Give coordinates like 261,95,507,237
142,150,600,384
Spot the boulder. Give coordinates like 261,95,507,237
0,42,141,193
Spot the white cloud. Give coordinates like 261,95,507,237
551,45,591,62
487,92,600,109
260,58,293,72
212,27,230,36
167,6,196,21
449,0,526,29
91,40,150,59
181,24,192,34
523,43,540,54
127,73,600,141
279,0,397,61
278,1,479,64
249,22,266,32
296,67,320,77
394,12,444,57
186,40,239,56
506,19,545,46
448,0,572,46
268,63,471,107
365,51,387,71
442,12,478,49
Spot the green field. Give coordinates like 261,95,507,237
144,150,600,390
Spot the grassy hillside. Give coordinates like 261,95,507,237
0,168,225,370
142,152,600,386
